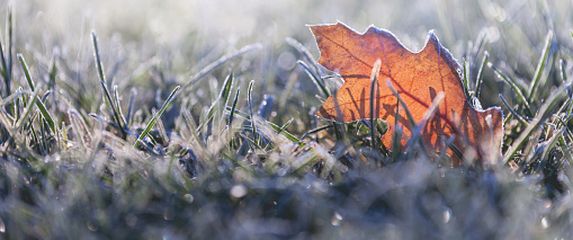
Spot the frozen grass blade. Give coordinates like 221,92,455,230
203,73,234,129
489,63,532,116
113,85,128,129
0,38,8,96
228,87,240,126
499,94,528,124
286,37,330,97
183,44,261,89
503,82,570,164
91,32,127,138
559,59,567,83
297,60,330,98
527,31,553,101
475,52,488,98
17,54,55,133
126,88,136,126
369,59,381,149
462,59,471,97
300,125,331,140
247,80,257,139
5,8,13,96
17,54,35,91
267,119,303,146
14,89,39,130
386,80,416,128
135,85,180,148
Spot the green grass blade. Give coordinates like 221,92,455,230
527,31,553,100
489,63,533,116
5,7,12,96
503,82,570,164
228,87,240,127
266,119,303,146
369,59,381,149
247,80,257,137
559,59,567,83
135,85,180,148
297,60,330,98
17,54,35,91
91,32,127,138
205,73,234,125
475,52,488,98
113,85,128,128
498,94,528,124
35,95,55,134
14,89,39,129
17,54,56,133
182,44,261,89
462,59,471,97
0,38,8,96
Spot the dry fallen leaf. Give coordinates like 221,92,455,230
310,22,503,165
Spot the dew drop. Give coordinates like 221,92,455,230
184,194,194,203
541,217,549,229
230,184,247,198
0,217,5,233
331,212,343,226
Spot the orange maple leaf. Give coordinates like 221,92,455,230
310,22,503,165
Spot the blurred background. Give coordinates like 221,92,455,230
6,0,573,111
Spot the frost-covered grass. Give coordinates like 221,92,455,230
1,0,573,239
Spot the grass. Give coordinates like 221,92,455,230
0,0,573,239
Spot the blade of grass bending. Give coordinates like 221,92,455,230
91,32,127,138
17,54,55,133
135,85,180,147
527,31,554,101
183,44,261,89
475,52,488,98
369,59,381,149
300,125,332,140
503,82,570,164
489,63,533,116
17,54,35,91
286,37,319,72
266,119,303,146
298,60,330,97
498,94,528,124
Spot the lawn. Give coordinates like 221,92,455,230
0,0,573,239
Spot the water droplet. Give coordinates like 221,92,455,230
331,212,343,226
87,222,97,232
0,217,5,233
184,194,194,203
442,209,451,223
230,185,247,198
541,217,549,229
